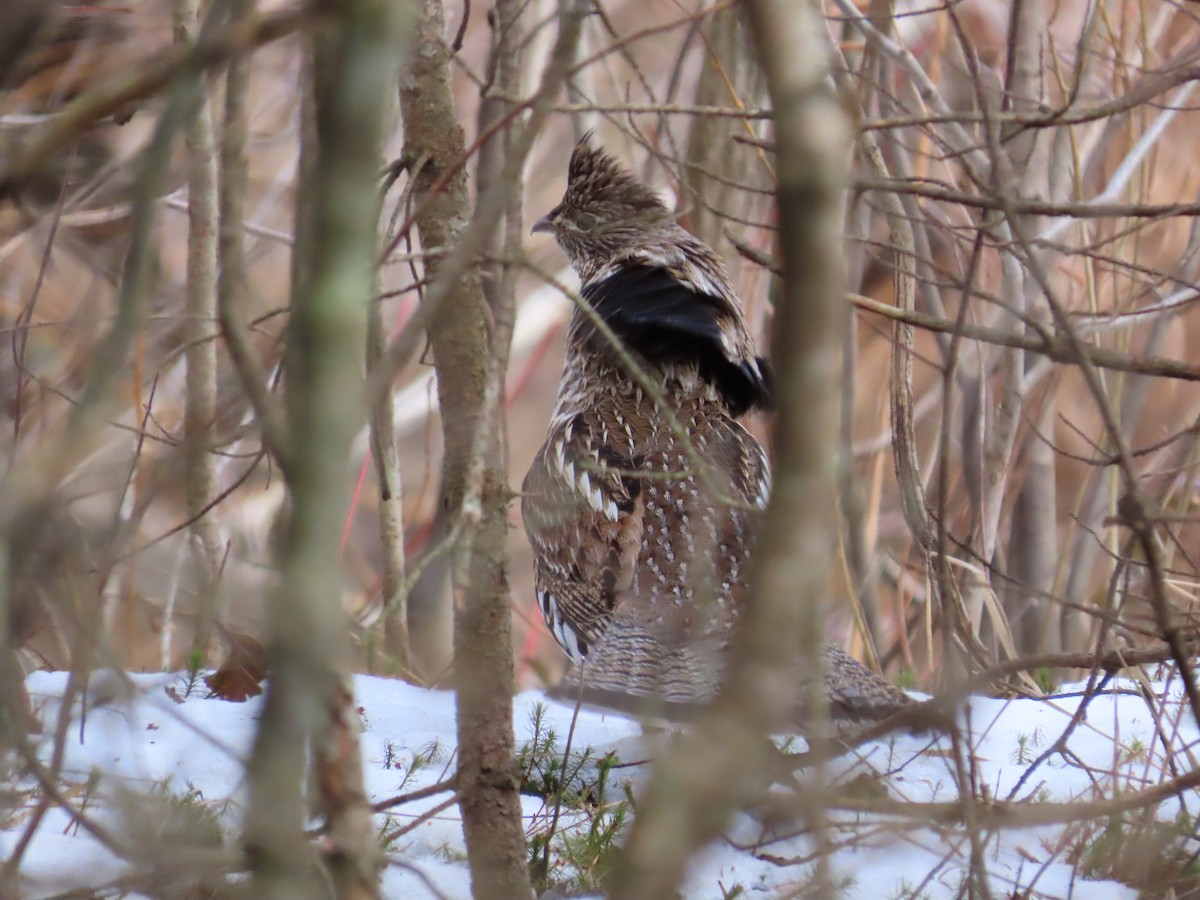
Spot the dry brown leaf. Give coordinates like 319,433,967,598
204,626,268,703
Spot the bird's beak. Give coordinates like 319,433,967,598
531,213,554,235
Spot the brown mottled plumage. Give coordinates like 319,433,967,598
523,136,910,731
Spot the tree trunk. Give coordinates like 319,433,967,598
244,4,404,897
399,0,534,896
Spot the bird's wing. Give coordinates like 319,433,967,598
521,413,646,658
580,264,772,416
719,416,772,511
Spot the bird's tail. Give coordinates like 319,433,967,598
547,612,913,731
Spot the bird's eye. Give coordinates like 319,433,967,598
574,211,600,231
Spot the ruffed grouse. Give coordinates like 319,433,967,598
523,136,910,729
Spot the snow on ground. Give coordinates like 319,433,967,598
4,669,1198,898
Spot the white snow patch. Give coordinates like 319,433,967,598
5,671,1197,898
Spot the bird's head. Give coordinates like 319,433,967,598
533,135,673,276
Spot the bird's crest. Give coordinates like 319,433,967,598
534,133,772,415
533,135,673,254
562,134,668,222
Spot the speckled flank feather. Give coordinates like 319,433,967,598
524,135,910,731
522,347,768,664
